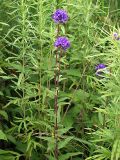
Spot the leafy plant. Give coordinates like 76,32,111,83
0,0,120,159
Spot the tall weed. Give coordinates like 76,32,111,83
0,0,120,159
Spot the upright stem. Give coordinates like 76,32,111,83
21,0,26,119
54,48,62,160
54,52,59,159
54,22,60,159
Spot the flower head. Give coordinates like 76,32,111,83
52,9,68,24
113,32,120,40
95,63,107,77
95,64,106,71
54,37,70,50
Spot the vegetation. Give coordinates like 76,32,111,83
0,0,120,159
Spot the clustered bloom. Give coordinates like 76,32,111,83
54,37,70,50
95,64,106,71
52,9,68,24
95,64,107,77
52,9,70,50
113,32,120,40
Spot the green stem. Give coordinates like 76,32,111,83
54,27,61,160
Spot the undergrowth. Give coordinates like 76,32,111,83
0,0,120,160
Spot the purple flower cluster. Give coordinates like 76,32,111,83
52,9,70,51
95,64,108,77
54,37,70,50
95,64,106,71
52,9,68,24
113,32,120,40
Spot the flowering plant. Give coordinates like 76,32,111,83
52,9,68,24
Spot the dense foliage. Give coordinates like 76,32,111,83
0,0,120,159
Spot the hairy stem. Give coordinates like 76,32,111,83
54,51,59,159
54,25,61,160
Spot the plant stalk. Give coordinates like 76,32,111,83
54,26,61,159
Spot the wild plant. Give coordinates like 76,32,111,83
0,0,120,160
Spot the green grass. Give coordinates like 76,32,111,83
0,0,120,159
